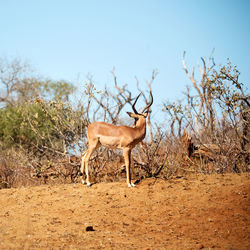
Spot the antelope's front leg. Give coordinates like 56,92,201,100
123,148,135,188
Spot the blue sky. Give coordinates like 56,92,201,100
1,0,249,121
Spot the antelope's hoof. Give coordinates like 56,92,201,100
81,179,86,185
128,183,135,188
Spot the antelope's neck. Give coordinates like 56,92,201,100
135,118,147,137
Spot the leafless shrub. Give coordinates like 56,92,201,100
0,148,42,189
30,155,81,184
132,128,169,181
163,52,249,174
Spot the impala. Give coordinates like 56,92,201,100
80,92,153,187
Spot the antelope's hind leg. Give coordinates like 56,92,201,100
81,139,100,186
80,151,87,184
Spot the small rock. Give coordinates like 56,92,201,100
86,226,95,232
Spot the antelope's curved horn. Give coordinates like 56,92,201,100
132,93,141,114
141,91,153,114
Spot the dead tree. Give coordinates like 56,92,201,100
182,51,216,135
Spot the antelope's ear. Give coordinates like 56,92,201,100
142,111,149,118
127,112,137,118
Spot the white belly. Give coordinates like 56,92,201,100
98,136,122,149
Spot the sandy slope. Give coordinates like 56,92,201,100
0,173,249,249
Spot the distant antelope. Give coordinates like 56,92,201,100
81,92,153,187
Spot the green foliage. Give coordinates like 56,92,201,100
38,80,76,102
0,56,81,154
15,79,76,104
0,57,76,107
0,99,86,154
207,60,246,113
0,106,23,146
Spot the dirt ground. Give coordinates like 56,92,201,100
0,173,249,250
